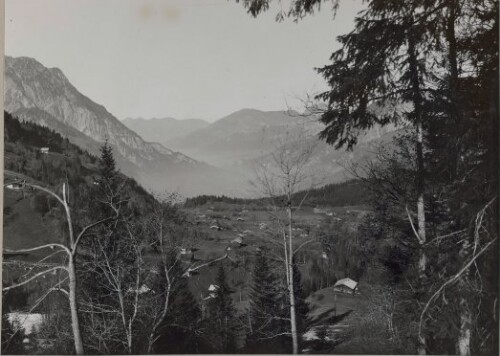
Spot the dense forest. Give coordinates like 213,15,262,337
184,180,369,208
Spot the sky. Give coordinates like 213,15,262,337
6,0,364,122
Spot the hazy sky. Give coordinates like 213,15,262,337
6,0,364,121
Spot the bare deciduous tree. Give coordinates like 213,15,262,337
3,182,120,355
250,124,319,354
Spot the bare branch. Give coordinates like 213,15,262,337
405,205,424,244
3,266,68,291
184,253,229,276
293,239,316,255
72,214,119,254
418,236,498,345
4,243,71,256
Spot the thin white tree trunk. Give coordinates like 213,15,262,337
457,239,471,356
287,203,299,354
68,255,84,355
457,299,471,356
416,121,427,356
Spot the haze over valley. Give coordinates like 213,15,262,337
6,55,396,198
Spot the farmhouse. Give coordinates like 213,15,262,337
180,247,195,255
40,147,49,154
230,236,243,245
205,284,219,299
6,182,23,190
333,278,358,294
179,248,195,262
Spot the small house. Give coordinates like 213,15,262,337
322,252,328,260
6,182,23,190
180,248,193,255
237,217,245,221
333,278,358,294
231,236,243,245
40,147,49,154
206,284,220,299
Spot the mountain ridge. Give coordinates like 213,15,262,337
4,55,247,197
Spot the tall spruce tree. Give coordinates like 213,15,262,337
247,252,288,352
99,138,117,182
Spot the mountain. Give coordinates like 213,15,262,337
165,108,398,185
4,56,246,197
122,117,209,144
166,109,309,166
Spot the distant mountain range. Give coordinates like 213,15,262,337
4,55,398,197
160,108,398,185
4,56,246,197
122,117,209,143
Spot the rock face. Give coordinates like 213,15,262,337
4,56,246,197
5,56,195,166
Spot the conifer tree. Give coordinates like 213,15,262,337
207,264,237,353
247,252,287,351
99,138,116,183
154,272,202,354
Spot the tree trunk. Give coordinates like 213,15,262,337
68,255,84,355
408,27,427,355
287,204,299,354
446,3,473,354
458,298,471,356
416,122,427,283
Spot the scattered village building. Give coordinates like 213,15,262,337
180,248,194,255
40,147,50,154
333,278,358,294
179,248,195,262
204,284,220,299
231,236,243,245
236,217,245,221
6,182,23,190
322,252,328,260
